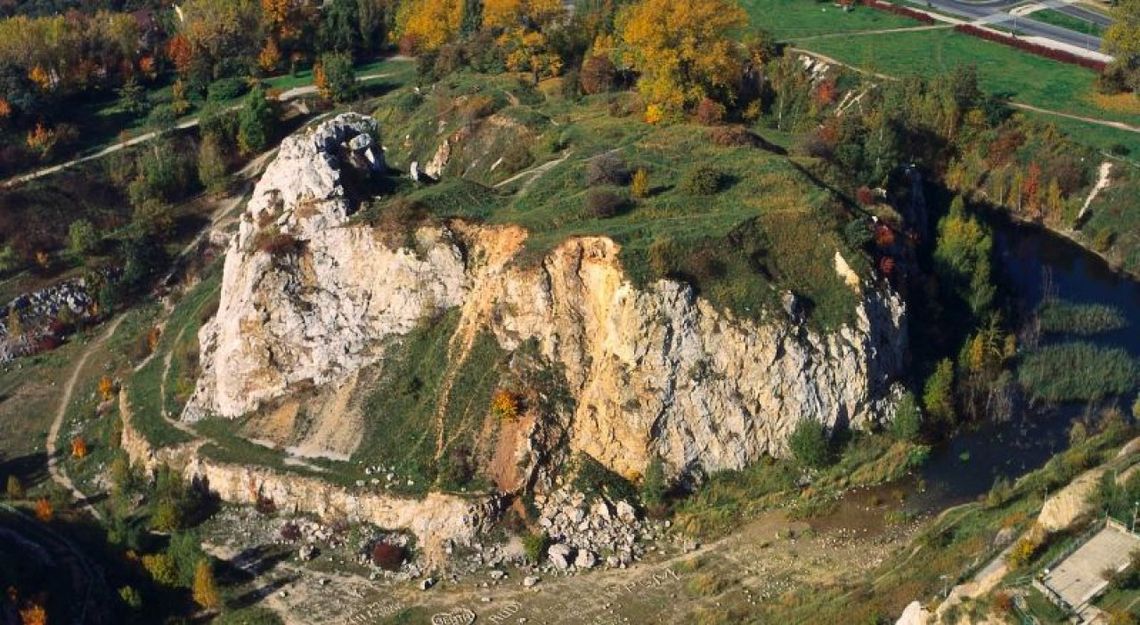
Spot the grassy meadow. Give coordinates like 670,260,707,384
801,27,1137,126
740,0,919,39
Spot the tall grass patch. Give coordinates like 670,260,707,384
1018,342,1137,402
1037,300,1127,336
354,312,458,485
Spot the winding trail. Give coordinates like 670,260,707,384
2,72,397,188
46,315,127,521
1007,102,1140,133
493,150,573,196
793,48,1140,135
39,131,269,516
795,24,953,41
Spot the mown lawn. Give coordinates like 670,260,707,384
1028,9,1105,38
264,57,414,92
802,28,1140,127
741,0,919,40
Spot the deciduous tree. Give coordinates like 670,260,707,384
180,0,264,79
25,123,57,160
167,34,194,76
192,559,221,610
1103,0,1140,93
490,389,519,421
484,0,563,30
618,0,746,116
630,168,649,199
197,134,230,193
579,54,616,95
142,552,179,586
5,475,23,500
397,0,464,53
18,602,46,625
788,418,831,468
118,585,143,610
315,52,358,102
258,37,282,73
34,497,52,522
923,358,957,428
68,219,99,256
71,436,88,459
237,84,275,155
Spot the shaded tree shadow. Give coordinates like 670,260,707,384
226,572,300,611
216,544,295,586
754,134,788,156
0,452,49,490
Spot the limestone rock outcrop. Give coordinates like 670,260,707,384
1038,467,1105,533
186,113,908,481
895,601,931,625
120,390,491,561
185,113,467,420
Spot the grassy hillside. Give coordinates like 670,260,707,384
373,74,869,331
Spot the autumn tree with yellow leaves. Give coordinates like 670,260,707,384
396,0,464,53
483,0,564,31
618,0,747,117
192,559,222,610
179,0,264,80
483,0,565,81
1103,0,1140,93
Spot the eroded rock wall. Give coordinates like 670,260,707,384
186,113,907,481
121,390,489,559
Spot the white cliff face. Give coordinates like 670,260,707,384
187,114,907,479
484,237,906,477
192,225,467,419
188,113,467,419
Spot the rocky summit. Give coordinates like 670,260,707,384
5,3,1136,622
186,113,908,484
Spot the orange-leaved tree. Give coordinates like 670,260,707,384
259,37,282,74
166,34,194,77
99,376,116,402
313,61,329,100
71,436,88,459
618,0,746,118
34,498,52,522
19,601,47,625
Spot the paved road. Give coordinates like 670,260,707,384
922,0,1107,50
1035,0,1112,28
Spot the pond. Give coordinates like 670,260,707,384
911,219,1140,510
